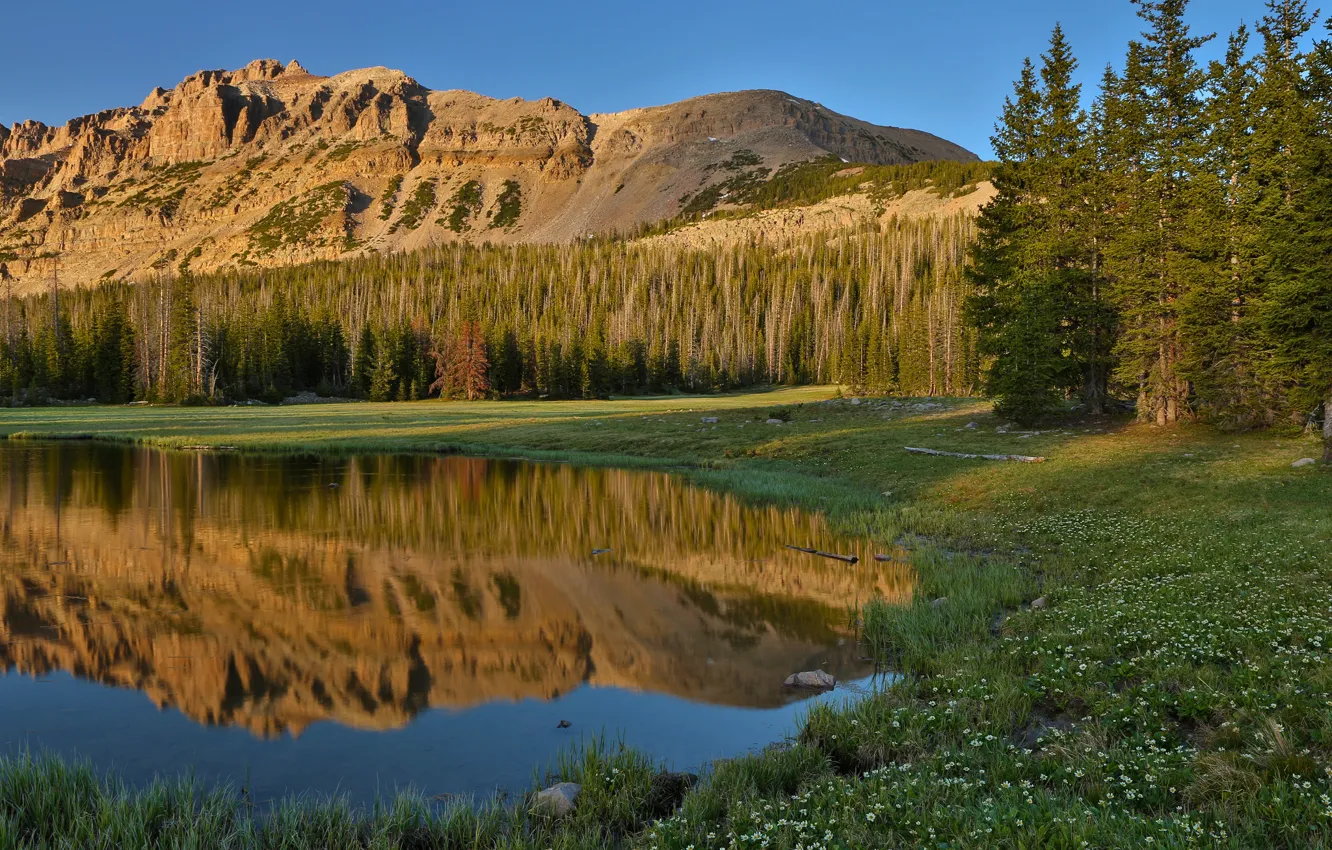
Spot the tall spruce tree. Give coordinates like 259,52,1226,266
1034,26,1114,414
1261,20,1332,461
967,28,1102,423
966,58,1060,423
1104,0,1215,425
1185,25,1265,424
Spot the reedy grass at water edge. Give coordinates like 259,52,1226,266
2,388,1331,847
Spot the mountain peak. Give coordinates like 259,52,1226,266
0,60,979,292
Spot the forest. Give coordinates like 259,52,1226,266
3,0,1331,465
0,216,978,404
969,0,1332,458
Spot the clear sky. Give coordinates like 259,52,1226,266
0,0,1294,159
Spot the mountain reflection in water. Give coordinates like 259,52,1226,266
0,442,911,795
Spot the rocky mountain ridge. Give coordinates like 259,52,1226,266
0,59,978,292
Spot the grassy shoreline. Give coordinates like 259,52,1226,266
2,388,1331,848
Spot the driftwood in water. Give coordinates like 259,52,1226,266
904,446,1046,463
785,545,859,564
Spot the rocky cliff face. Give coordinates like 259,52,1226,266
0,59,977,293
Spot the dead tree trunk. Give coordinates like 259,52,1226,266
1324,393,1332,464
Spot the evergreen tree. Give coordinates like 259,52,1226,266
1262,20,1332,461
967,30,1097,425
92,299,136,403
1104,0,1215,424
353,324,376,398
1184,25,1265,424
368,335,397,403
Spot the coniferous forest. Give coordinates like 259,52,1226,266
3,0,1331,461
0,218,978,404
970,0,1332,456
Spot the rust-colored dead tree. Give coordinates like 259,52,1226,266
431,321,490,400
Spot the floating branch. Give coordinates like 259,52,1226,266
904,446,1046,463
785,545,860,564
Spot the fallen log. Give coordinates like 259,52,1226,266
785,545,860,564
904,446,1046,463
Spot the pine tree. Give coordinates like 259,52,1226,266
1262,20,1332,461
368,339,397,403
92,299,136,403
1180,26,1260,424
966,29,1097,425
353,324,376,398
1104,0,1215,425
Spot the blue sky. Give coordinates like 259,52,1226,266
0,0,1296,158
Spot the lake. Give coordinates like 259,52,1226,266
0,442,911,804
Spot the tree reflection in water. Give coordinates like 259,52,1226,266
0,444,913,739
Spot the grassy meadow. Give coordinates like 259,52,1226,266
2,388,1331,848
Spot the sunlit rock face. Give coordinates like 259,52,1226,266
0,59,976,293
0,445,912,738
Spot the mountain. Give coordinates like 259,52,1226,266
0,59,978,292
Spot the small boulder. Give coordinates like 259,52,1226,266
766,418,785,425
701,416,719,424
1292,458,1317,468
873,553,894,562
931,597,948,609
965,421,979,430
556,719,572,729
783,670,836,691
1031,596,1048,610
534,782,581,817
850,398,862,406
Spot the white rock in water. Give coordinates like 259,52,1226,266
1292,458,1317,468
534,782,581,817
784,670,836,691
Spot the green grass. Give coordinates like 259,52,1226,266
2,387,1331,847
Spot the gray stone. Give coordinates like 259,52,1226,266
965,421,979,430
850,397,862,406
701,417,719,423
534,782,581,817
766,418,784,425
1031,596,1048,610
1292,458,1318,468
931,597,948,609
783,670,836,691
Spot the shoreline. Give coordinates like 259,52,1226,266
1,390,1329,847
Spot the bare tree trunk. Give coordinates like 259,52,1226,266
1324,393,1332,464
195,308,203,396
1082,365,1106,416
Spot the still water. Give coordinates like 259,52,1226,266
0,443,911,803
